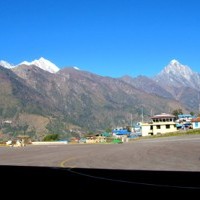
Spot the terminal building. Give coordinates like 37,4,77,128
140,113,178,136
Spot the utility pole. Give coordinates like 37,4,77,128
141,107,144,122
199,92,200,113
150,109,154,116
130,113,133,127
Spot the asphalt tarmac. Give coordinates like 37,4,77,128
1,135,200,196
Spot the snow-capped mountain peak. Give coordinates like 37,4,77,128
20,61,30,65
1,57,60,73
154,59,199,90
169,59,179,65
73,66,80,70
0,60,14,69
18,57,60,73
162,59,193,79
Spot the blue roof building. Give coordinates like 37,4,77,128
112,128,130,135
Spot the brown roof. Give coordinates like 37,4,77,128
191,117,200,122
151,113,175,119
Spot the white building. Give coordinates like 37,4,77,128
140,113,178,137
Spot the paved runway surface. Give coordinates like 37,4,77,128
1,135,200,170
1,135,200,196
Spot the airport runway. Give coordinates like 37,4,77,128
1,135,200,196
1,134,200,171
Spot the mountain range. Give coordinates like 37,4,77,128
0,57,199,140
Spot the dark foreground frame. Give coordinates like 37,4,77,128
1,165,200,197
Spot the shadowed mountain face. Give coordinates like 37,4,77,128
0,66,56,117
0,60,195,137
120,75,174,99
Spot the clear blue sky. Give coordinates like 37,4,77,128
1,0,200,77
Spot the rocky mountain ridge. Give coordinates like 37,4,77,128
0,58,199,139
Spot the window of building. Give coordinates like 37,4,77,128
156,125,160,129
166,125,170,129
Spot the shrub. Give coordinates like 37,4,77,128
43,134,59,141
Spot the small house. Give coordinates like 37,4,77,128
191,117,200,129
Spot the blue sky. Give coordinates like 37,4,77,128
1,0,200,77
